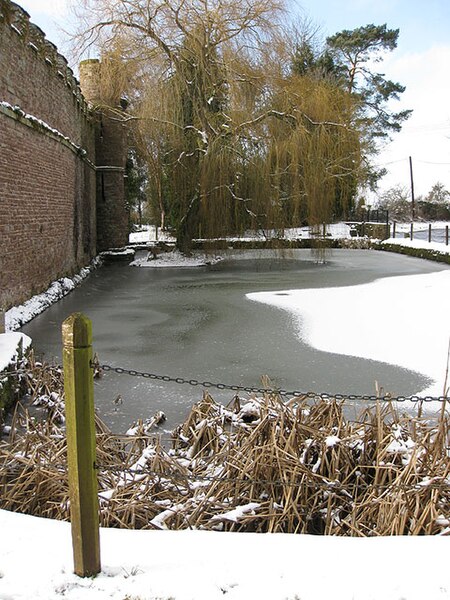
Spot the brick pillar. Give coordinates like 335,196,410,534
79,60,129,251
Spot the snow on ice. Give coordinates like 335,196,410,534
247,269,450,398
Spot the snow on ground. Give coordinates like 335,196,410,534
129,225,175,244
0,333,31,371
393,221,450,233
1,508,450,600
247,269,450,398
382,236,450,255
129,223,354,244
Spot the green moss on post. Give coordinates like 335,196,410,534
62,313,101,577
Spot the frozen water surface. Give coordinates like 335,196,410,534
21,249,450,432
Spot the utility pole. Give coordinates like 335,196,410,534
409,156,415,221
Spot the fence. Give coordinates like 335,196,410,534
392,222,450,245
346,208,389,224
2,313,449,576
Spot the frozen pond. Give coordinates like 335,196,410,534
21,249,449,432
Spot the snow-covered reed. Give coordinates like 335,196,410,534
1,356,449,536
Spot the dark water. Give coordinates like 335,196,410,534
21,249,449,432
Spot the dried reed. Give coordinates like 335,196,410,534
1,358,449,536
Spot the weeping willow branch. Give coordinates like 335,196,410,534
301,113,353,129
234,109,299,133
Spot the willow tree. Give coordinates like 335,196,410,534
73,0,363,252
262,77,361,230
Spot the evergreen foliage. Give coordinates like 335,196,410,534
292,23,412,194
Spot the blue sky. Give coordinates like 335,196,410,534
296,0,450,54
16,0,450,198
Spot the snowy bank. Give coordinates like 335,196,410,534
247,270,450,397
380,237,450,265
130,249,223,268
0,508,449,600
129,224,175,244
382,235,450,255
0,333,31,371
5,260,100,331
128,223,355,244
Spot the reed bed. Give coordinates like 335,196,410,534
1,358,450,536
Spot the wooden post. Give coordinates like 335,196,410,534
446,225,449,246
62,313,101,577
392,221,396,239
0,310,5,334
428,223,432,243
410,222,414,241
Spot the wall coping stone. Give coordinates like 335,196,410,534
0,101,96,169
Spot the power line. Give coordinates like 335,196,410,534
375,157,450,167
416,160,450,166
374,158,409,166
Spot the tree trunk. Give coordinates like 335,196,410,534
176,193,200,254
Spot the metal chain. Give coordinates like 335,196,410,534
94,362,449,403
2,360,446,403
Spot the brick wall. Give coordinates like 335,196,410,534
0,1,127,310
